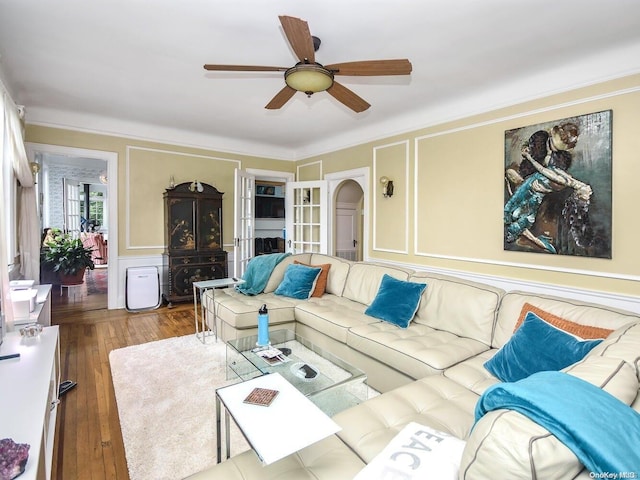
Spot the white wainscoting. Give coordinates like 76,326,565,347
115,255,164,309
115,251,235,309
380,259,640,315
116,254,640,315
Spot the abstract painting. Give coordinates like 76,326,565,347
504,110,612,258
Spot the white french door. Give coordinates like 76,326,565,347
285,181,327,254
233,169,255,277
63,178,81,237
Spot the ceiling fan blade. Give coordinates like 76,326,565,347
204,64,287,72
326,82,370,113
325,59,412,76
265,85,297,110
279,15,315,63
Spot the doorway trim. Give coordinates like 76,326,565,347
325,167,370,260
26,142,118,309
246,168,295,183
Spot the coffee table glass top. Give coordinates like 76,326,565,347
226,329,367,416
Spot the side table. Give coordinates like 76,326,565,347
192,277,244,343
215,372,341,465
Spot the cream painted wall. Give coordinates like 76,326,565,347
24,74,640,299
24,126,294,255
297,160,322,181
301,74,640,297
373,141,409,253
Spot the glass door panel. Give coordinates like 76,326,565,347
234,169,255,278
286,181,327,254
63,178,81,237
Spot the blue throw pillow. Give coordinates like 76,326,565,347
274,264,322,299
484,311,603,382
365,274,427,328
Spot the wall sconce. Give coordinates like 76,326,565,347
99,171,108,184
380,176,394,198
189,180,204,193
29,162,41,184
29,161,41,176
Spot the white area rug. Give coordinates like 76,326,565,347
109,335,250,480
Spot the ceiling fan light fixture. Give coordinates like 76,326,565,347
284,62,334,96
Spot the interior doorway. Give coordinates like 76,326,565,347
26,143,118,309
334,180,364,261
326,167,370,261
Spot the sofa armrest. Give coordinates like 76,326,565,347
460,356,639,479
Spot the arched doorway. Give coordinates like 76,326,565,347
334,180,364,261
326,167,369,261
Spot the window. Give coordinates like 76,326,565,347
79,186,107,232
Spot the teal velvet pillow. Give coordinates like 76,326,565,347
274,264,322,299
364,274,427,328
484,311,603,382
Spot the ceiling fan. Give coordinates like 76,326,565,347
203,15,412,113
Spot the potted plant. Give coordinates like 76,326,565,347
42,230,95,285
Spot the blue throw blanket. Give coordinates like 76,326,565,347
475,371,640,476
235,252,291,295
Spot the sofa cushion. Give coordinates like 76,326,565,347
274,264,322,299
334,375,479,464
514,302,614,339
564,356,639,405
294,260,331,297
294,295,376,344
586,322,640,380
443,350,500,396
460,354,639,480
364,274,427,328
410,272,503,346
353,422,466,480
493,292,640,349
210,289,302,330
184,434,365,480
342,263,412,305
483,311,602,382
348,322,489,380
309,254,352,296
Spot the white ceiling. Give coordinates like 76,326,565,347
1,0,640,160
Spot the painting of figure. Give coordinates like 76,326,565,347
503,110,612,258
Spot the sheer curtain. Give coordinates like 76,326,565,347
0,89,10,330
6,100,40,281
1,84,40,329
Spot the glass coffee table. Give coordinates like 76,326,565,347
226,329,368,417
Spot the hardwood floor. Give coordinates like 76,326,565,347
51,271,194,480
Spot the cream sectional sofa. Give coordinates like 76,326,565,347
190,253,640,479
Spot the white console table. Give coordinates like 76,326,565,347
0,326,60,480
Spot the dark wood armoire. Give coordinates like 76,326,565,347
162,182,228,305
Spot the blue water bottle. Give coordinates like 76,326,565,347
256,304,270,347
